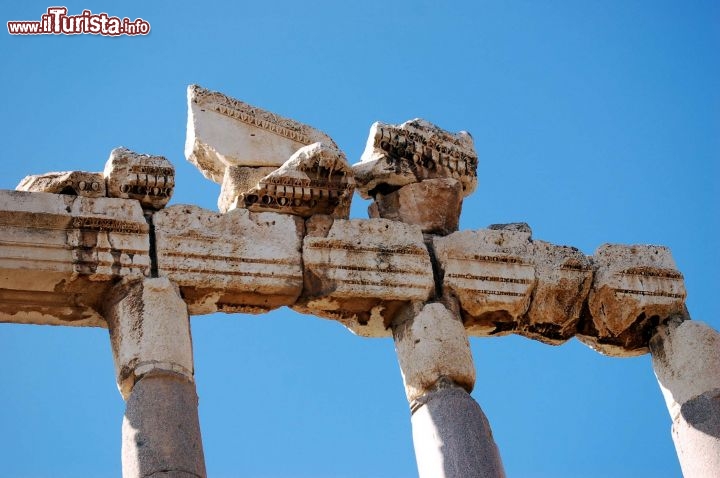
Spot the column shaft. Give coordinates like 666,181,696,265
650,318,720,478
105,277,206,478
393,301,505,478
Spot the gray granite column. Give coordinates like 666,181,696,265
650,317,720,478
392,301,505,478
105,277,206,478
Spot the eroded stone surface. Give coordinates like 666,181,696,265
104,147,175,210
0,190,150,327
580,244,686,356
123,374,206,478
293,218,435,337
393,302,475,402
218,165,276,213
650,319,720,478
369,178,463,235
104,277,194,399
519,241,593,345
354,119,477,199
241,142,355,218
433,228,535,336
185,84,337,183
17,170,106,198
153,204,304,315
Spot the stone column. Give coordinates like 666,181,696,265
105,277,206,478
393,301,505,478
650,317,720,478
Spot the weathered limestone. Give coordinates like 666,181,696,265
105,278,195,399
217,165,276,213
0,190,150,326
650,318,720,478
392,302,505,478
293,218,435,337
185,84,337,183
241,142,355,218
153,204,304,315
393,302,475,402
104,147,175,210
433,226,536,336
17,170,106,198
354,119,478,199
580,244,687,356
105,277,206,478
519,240,593,345
368,178,463,235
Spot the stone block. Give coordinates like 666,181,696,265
393,302,475,402
104,147,175,210
354,119,478,199
580,244,686,356
433,228,535,336
185,84,337,182
518,241,593,345
369,178,463,235
17,170,105,198
0,190,150,326
293,218,435,337
153,204,304,315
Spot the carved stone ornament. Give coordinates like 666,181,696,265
104,147,175,210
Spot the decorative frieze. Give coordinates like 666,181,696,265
17,170,106,198
0,190,150,326
354,119,478,199
104,147,175,210
241,142,355,218
185,85,338,183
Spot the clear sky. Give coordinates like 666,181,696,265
0,1,718,477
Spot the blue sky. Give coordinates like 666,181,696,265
0,1,718,477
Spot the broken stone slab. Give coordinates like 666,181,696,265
239,142,355,218
368,178,463,235
393,302,475,402
218,165,276,213
518,241,593,345
433,227,536,336
16,170,106,198
185,84,338,183
353,119,478,200
0,190,150,327
104,147,175,210
153,204,304,315
579,244,687,357
293,218,435,337
104,278,195,399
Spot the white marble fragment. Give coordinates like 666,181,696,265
185,85,337,183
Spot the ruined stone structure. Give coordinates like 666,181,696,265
1,85,718,477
